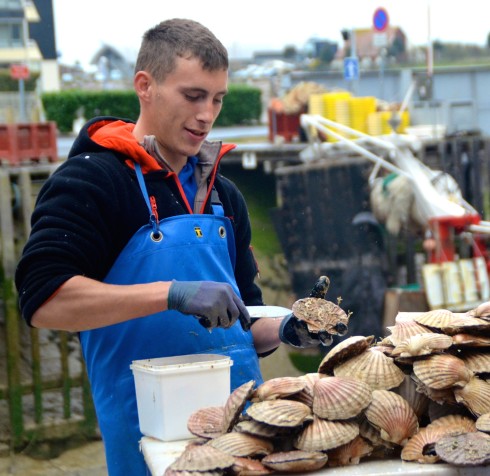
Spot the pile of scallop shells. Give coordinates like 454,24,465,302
165,307,490,475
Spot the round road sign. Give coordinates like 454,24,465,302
373,7,389,32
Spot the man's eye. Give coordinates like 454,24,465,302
185,94,201,101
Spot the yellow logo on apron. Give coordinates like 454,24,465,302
194,226,203,238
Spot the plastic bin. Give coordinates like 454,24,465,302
130,354,232,441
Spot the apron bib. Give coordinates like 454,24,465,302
79,164,263,475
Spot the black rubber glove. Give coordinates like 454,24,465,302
168,280,251,331
279,313,333,348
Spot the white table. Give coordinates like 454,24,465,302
140,436,487,476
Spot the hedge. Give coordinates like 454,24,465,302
41,84,262,133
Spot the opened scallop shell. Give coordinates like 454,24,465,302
476,413,490,433
312,376,371,420
294,416,359,452
167,443,235,472
222,380,255,433
454,376,490,416
292,297,350,335
391,333,453,358
413,309,456,331
364,390,419,446
326,435,374,467
334,348,405,390
317,335,374,375
253,376,306,402
261,450,328,473
386,320,432,346
246,399,312,427
187,406,225,439
208,432,274,458
435,432,490,466
412,353,473,389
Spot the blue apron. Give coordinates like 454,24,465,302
79,163,263,475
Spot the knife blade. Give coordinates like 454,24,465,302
246,305,292,319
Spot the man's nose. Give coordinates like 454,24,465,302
196,100,218,123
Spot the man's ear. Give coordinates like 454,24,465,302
134,71,152,101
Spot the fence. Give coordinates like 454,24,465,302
0,164,98,452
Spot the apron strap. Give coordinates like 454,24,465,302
134,162,160,237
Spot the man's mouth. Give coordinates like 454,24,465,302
186,128,207,138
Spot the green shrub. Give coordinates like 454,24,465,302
0,69,39,91
41,84,261,133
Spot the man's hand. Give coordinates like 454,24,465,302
279,313,332,348
168,280,251,331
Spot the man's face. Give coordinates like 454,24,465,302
149,56,228,165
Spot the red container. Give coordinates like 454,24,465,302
268,108,301,143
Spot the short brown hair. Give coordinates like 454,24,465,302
135,18,229,81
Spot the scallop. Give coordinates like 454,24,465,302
222,380,255,433
454,376,490,417
428,413,477,433
253,376,306,402
326,435,374,467
390,333,453,358
412,353,473,389
461,350,490,375
294,416,359,452
334,348,405,390
312,376,372,420
166,443,235,472
386,320,432,347
435,431,490,466
231,457,274,476
208,432,274,458
261,450,328,473
393,374,430,419
187,406,225,439
246,399,312,428
234,419,288,439
289,373,321,407
452,333,490,347
413,309,456,331
476,413,490,433
317,335,374,375
364,390,419,446
442,315,490,336
401,426,447,464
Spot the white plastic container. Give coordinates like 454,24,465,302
130,354,232,441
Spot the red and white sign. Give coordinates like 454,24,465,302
10,64,30,80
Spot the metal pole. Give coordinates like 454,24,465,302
18,78,26,123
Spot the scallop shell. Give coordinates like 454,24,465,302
454,376,490,417
326,435,374,467
208,432,274,458
289,373,321,407
292,297,350,335
246,399,312,427
412,353,473,389
312,376,372,420
393,375,430,419
401,426,447,464
452,333,490,347
261,450,328,473
435,431,490,466
386,320,433,346
222,380,255,433
427,414,477,433
413,309,456,331
231,457,274,476
442,314,490,336
476,413,490,433
390,333,453,358
334,348,405,390
253,376,306,401
234,418,288,438
167,443,235,472
294,416,359,452
317,335,374,375
461,350,490,375
364,390,419,446
187,406,225,439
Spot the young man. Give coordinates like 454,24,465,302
16,18,322,475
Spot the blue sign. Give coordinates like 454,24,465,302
373,7,389,32
344,57,359,81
